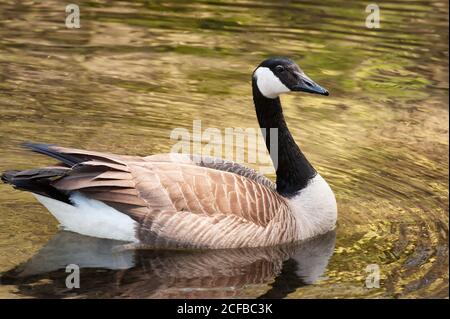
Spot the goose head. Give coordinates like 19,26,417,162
253,57,329,99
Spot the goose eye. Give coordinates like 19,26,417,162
275,65,285,73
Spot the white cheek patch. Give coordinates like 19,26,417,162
254,67,290,99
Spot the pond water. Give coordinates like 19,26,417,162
0,0,448,298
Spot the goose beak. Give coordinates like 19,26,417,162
291,73,329,96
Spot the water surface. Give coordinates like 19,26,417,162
0,0,448,298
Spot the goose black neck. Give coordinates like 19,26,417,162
252,79,316,197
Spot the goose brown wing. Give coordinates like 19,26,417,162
52,158,289,226
144,153,276,190
27,143,275,189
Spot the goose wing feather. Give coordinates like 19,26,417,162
38,144,275,189
143,153,276,190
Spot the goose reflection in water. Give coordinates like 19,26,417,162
1,230,335,298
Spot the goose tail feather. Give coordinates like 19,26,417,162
1,167,71,204
21,142,81,166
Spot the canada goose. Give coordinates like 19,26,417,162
2,57,337,249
